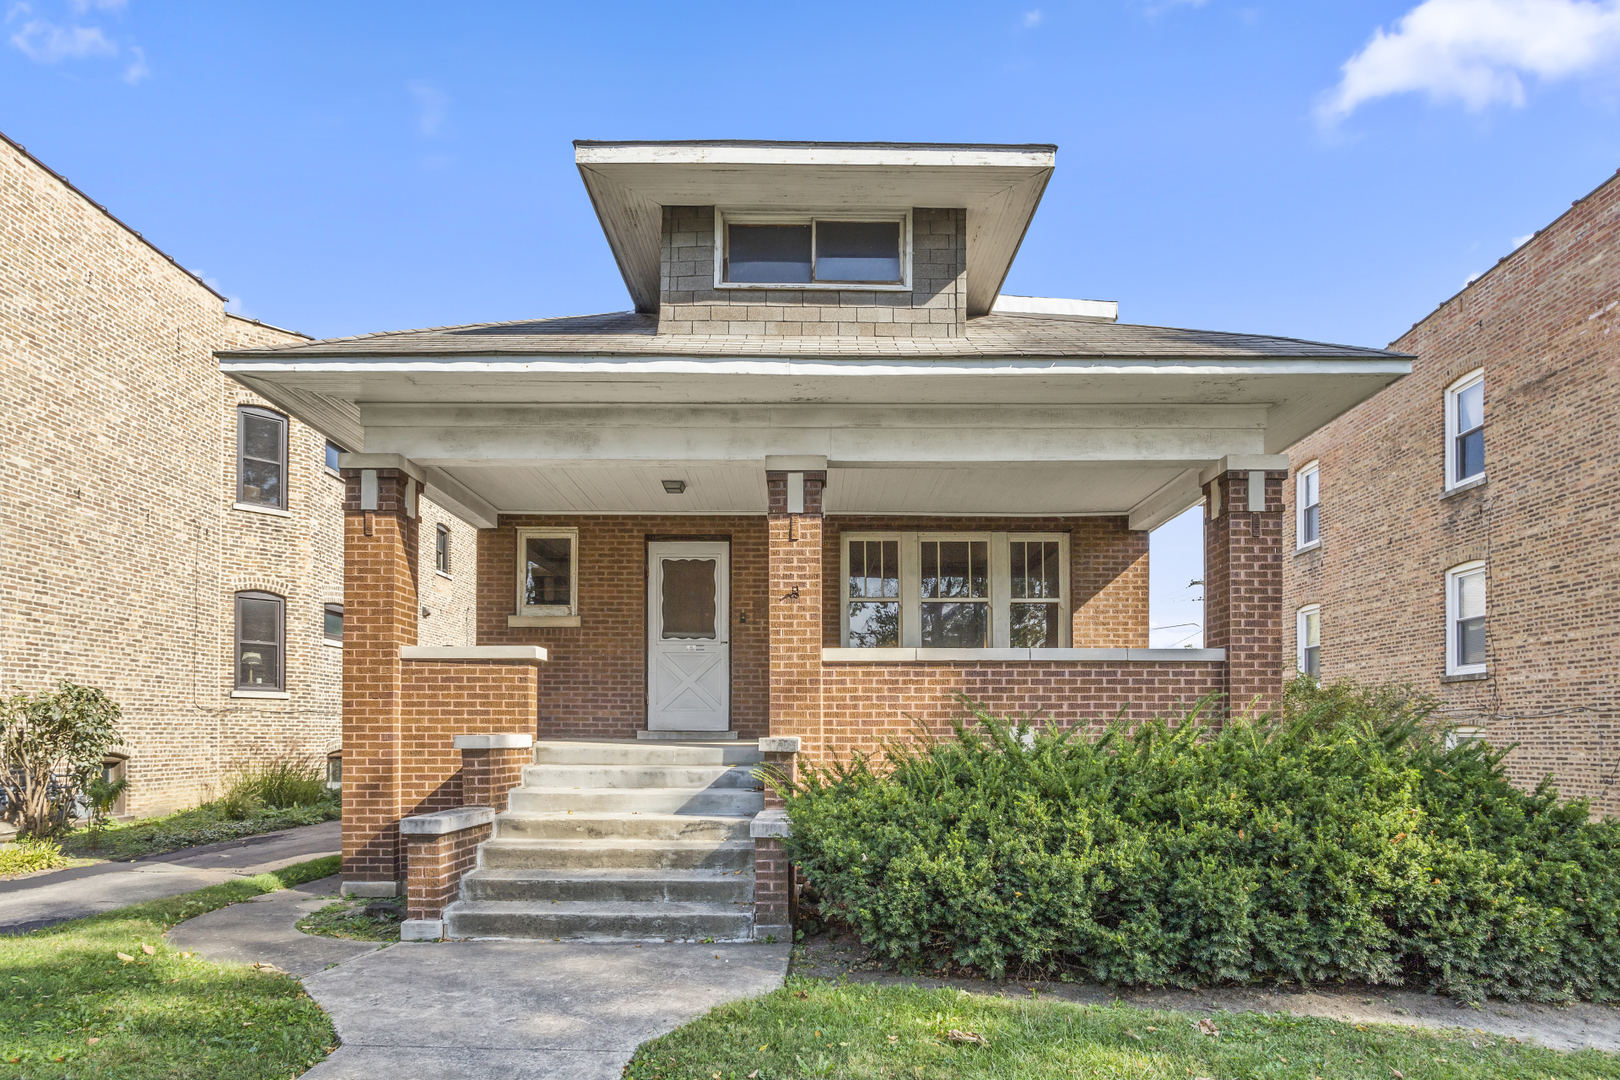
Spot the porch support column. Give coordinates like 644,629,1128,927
766,463,826,758
339,454,423,896
1202,456,1288,716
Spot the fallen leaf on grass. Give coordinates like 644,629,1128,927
86,1038,99,1046
140,944,155,956
794,990,808,999
1390,1070,1405,1079
748,1072,759,1079
945,1029,988,1046
1196,1018,1220,1037
116,952,134,963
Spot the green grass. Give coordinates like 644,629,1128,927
625,978,1620,1080
0,855,341,1078
58,799,339,861
296,897,402,942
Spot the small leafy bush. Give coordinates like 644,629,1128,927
781,679,1620,1003
0,681,123,837
0,836,69,875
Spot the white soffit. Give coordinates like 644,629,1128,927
574,140,1056,318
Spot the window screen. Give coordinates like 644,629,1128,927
236,592,284,690
815,220,902,283
726,224,812,283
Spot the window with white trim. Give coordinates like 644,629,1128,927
716,211,910,289
515,527,578,617
1296,462,1320,549
840,532,1070,649
1446,562,1487,675
1296,605,1320,678
1444,371,1485,489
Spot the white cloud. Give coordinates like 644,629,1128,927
10,16,114,61
68,0,126,11
1320,0,1620,122
1022,8,1043,27
122,41,145,83
409,80,448,137
1511,231,1535,248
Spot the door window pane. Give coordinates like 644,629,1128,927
661,559,717,639
524,537,572,607
726,224,812,283
815,221,901,283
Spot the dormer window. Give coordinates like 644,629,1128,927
717,212,909,289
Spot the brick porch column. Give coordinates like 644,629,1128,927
766,462,826,757
339,454,423,896
1202,456,1288,715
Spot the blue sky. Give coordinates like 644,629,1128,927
7,0,1620,645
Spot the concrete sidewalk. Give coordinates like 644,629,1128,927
0,819,341,933
167,873,792,1079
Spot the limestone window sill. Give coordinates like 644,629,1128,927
508,614,581,628
233,501,292,518
322,638,342,649
1441,671,1489,683
323,466,343,481
231,689,290,699
1441,476,1487,500
1294,540,1321,556
822,647,1227,663
435,570,454,581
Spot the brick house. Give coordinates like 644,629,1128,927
0,130,477,819
219,140,1409,938
1282,167,1620,817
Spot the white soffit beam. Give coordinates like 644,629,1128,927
574,141,1056,317
1128,469,1206,532
421,466,499,530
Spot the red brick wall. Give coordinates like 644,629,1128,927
753,837,793,933
462,746,529,812
1281,168,1620,815
1205,470,1286,712
821,515,1148,649
399,661,541,817
770,474,826,748
405,823,491,921
819,659,1224,762
478,515,771,741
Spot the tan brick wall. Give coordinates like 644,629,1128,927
658,207,969,337
417,499,478,647
0,135,345,816
1282,169,1620,815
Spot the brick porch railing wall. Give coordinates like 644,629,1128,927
399,659,543,817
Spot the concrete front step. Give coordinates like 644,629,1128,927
461,866,753,904
444,899,754,942
496,812,752,842
636,729,738,741
521,762,761,790
507,787,765,816
532,740,762,768
478,838,754,871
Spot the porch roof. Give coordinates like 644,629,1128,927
219,310,1408,532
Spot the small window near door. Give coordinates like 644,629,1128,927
435,524,451,575
516,527,578,617
236,591,284,690
323,603,343,645
237,406,288,509
1297,605,1321,678
1296,462,1320,549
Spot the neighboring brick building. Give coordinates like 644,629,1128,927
0,131,477,817
1282,167,1620,816
219,140,1411,897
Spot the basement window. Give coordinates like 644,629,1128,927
516,527,578,617
841,532,1069,649
717,212,909,289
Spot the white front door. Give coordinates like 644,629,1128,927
647,542,730,731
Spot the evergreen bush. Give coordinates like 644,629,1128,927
780,679,1620,1003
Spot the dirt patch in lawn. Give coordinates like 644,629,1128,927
792,927,1620,1054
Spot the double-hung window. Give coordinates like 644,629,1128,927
435,524,452,575
235,591,285,690
1296,462,1320,549
1445,371,1485,489
840,532,1069,649
515,527,578,617
1446,562,1487,675
717,211,910,289
237,406,288,510
1296,605,1321,678
323,603,344,645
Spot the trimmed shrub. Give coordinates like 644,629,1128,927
780,679,1620,1003
222,756,332,811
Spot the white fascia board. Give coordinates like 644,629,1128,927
575,143,1055,169
993,295,1119,321
1128,469,1206,532
421,466,500,530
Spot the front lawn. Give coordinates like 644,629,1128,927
57,799,339,861
626,977,1620,1080
0,855,340,1078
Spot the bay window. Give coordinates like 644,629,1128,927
840,532,1069,649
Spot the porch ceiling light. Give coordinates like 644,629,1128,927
662,479,687,494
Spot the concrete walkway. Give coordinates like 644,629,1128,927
168,874,792,1079
0,820,341,933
